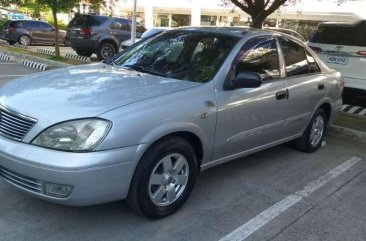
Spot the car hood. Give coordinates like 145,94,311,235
0,63,200,123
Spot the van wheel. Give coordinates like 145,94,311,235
294,108,327,153
97,42,116,60
18,35,31,46
126,137,198,219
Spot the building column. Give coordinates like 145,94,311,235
144,1,154,29
191,1,201,26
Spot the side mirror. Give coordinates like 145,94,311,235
232,72,262,89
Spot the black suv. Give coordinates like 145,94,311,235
65,14,146,60
0,20,66,46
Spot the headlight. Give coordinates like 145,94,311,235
32,119,111,151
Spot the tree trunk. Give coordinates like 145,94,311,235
52,9,60,57
251,14,266,29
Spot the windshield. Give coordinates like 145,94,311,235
113,31,239,83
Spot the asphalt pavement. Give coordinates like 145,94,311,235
0,62,366,241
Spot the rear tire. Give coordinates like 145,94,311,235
18,35,31,46
126,136,199,219
97,42,116,60
76,49,93,57
6,40,16,45
294,108,328,153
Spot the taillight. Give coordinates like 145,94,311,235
357,51,366,56
8,27,15,33
79,28,92,35
309,46,322,53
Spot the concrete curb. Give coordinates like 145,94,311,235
329,125,366,143
0,53,11,61
341,104,366,117
14,43,28,49
0,40,9,46
21,59,49,71
36,48,55,56
65,53,91,63
0,50,72,68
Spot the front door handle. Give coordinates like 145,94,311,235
276,89,289,100
318,83,325,90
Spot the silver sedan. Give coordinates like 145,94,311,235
0,27,343,219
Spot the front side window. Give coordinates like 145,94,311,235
235,38,280,81
113,31,239,83
279,38,309,77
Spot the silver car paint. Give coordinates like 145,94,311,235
0,29,343,205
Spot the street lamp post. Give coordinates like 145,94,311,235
131,0,137,44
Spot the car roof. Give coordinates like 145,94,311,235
175,26,272,38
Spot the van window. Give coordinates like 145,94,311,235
310,21,366,47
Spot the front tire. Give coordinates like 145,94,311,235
126,136,199,219
294,108,327,153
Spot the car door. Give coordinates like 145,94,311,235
38,22,55,44
213,36,289,161
277,37,326,136
26,21,43,43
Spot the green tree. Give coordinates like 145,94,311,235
37,0,77,57
221,0,348,29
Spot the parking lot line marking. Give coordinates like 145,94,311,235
218,156,361,241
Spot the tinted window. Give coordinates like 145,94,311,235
310,21,366,47
10,21,26,28
1,20,12,29
111,19,130,31
114,31,239,83
27,21,42,28
306,50,321,74
279,38,309,77
235,38,280,81
39,22,52,29
68,15,108,28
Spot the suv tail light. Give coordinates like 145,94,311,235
309,46,322,53
8,27,15,33
79,28,92,35
357,51,366,56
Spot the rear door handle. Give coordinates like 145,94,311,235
276,89,289,100
318,83,325,90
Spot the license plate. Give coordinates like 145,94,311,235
326,55,348,65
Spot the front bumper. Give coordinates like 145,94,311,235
0,136,147,206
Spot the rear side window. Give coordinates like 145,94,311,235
310,21,366,47
9,21,26,28
235,38,280,81
68,15,108,28
39,22,52,29
279,38,309,77
1,20,12,29
111,19,130,31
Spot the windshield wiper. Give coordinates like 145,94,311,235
123,64,169,78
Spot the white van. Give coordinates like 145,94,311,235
307,21,366,104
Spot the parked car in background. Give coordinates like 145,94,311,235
0,27,343,219
1,13,28,20
0,20,66,46
308,20,366,105
119,28,166,51
65,14,146,60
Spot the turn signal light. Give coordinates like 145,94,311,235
7,27,15,33
80,28,92,35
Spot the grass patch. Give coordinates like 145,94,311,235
0,45,84,65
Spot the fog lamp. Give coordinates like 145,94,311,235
45,183,73,198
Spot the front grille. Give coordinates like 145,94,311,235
0,166,43,194
0,105,36,141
